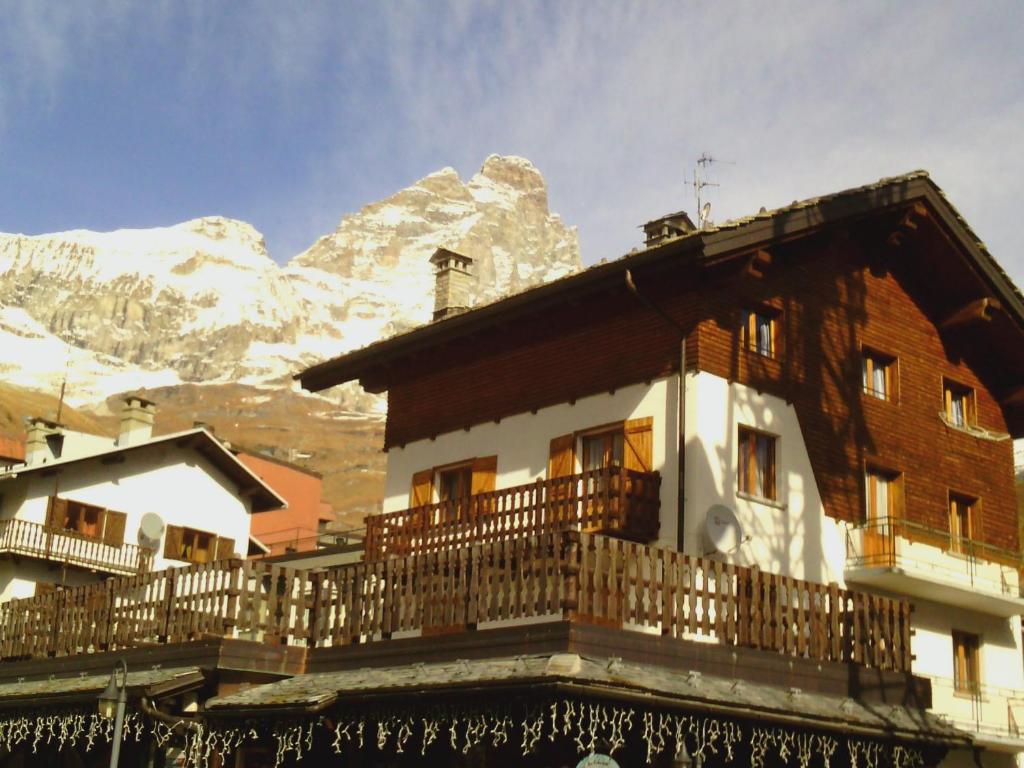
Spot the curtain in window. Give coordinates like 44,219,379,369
756,317,772,356
950,396,964,426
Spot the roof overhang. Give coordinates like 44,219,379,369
0,428,286,513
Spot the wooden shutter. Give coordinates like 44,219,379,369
623,418,653,473
547,434,574,479
102,510,127,547
164,525,184,560
45,496,67,529
215,536,235,561
409,469,434,507
470,456,498,494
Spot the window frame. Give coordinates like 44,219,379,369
740,307,779,359
943,377,976,429
737,426,778,502
864,465,903,531
947,491,979,556
861,346,898,402
952,629,981,696
435,460,474,503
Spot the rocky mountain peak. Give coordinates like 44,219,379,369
0,156,581,406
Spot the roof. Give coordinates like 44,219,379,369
0,666,203,709
297,171,1024,393
0,428,286,512
0,435,23,464
205,652,965,745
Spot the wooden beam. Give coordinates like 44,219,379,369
940,297,1002,330
885,202,930,249
745,248,772,278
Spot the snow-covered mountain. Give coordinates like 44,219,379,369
0,156,580,407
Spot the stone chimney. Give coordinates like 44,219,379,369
118,396,157,446
429,247,475,321
642,211,696,248
24,418,64,465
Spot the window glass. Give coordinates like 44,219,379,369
944,380,975,427
742,310,776,358
738,427,776,500
862,351,895,400
953,630,981,695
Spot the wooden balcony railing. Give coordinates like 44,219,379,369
364,466,661,561
0,531,911,673
0,518,153,575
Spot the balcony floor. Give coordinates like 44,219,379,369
844,564,1024,617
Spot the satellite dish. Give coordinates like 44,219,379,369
138,512,165,549
705,504,745,554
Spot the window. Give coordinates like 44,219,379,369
944,379,975,428
862,349,896,401
581,429,624,473
738,427,776,501
437,463,473,502
741,309,777,358
864,467,901,529
408,457,498,506
164,525,235,564
953,630,981,695
64,500,105,538
44,496,127,546
948,493,977,554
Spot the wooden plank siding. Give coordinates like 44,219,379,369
0,532,912,673
695,232,1018,553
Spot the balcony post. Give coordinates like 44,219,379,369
561,529,580,621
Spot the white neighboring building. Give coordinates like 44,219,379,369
0,396,284,601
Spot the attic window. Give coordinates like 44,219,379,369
944,379,975,428
862,348,897,401
741,308,778,358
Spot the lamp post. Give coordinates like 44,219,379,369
98,659,128,768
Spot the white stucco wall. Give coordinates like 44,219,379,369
384,378,681,548
683,371,846,585
0,442,253,584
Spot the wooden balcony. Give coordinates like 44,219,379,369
0,530,911,674
364,466,661,561
0,517,153,575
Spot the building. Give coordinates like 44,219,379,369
233,448,337,557
0,171,1010,768
296,171,1024,767
0,396,284,598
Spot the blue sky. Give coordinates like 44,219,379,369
2,1,1023,282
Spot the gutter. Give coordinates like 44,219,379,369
624,269,688,553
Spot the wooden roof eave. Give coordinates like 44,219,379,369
297,236,705,393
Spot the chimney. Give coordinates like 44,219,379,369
429,247,475,321
642,211,696,248
24,418,64,465
118,396,157,446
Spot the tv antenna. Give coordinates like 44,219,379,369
687,153,732,229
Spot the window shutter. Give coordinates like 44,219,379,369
470,456,498,495
623,418,653,473
409,469,434,507
215,536,235,561
164,525,184,560
102,510,127,547
547,434,575,479
45,496,67,529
